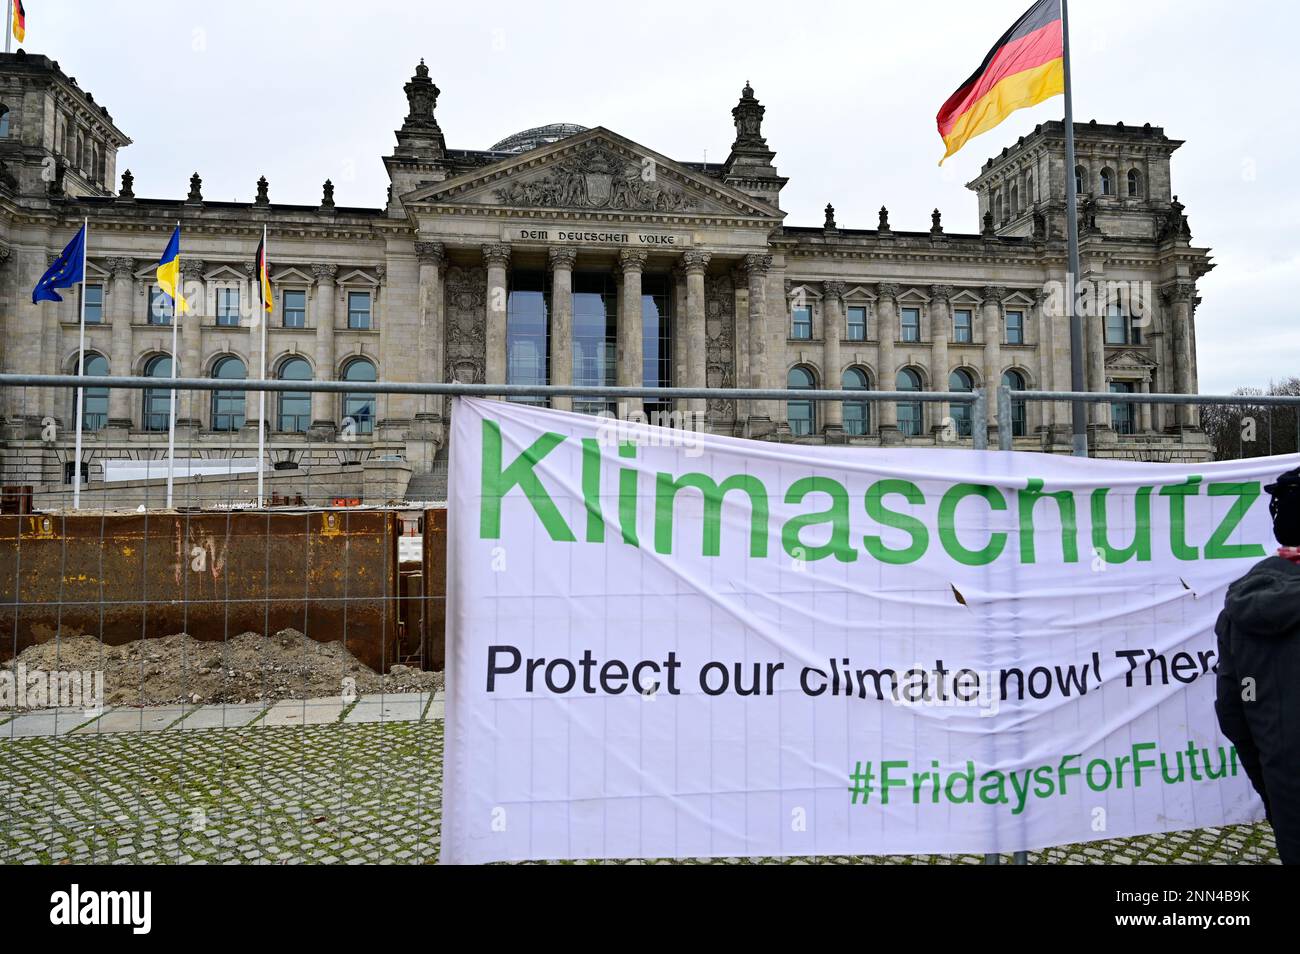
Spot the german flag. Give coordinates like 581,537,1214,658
936,0,1064,164
254,234,272,313
12,1,25,44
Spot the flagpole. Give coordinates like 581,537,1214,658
72,219,88,509
257,224,267,505
1061,0,1088,458
166,221,180,507
5,1,12,54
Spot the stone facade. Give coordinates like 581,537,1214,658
0,52,1216,499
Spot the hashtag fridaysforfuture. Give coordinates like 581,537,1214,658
848,740,1246,815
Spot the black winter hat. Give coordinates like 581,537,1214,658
1264,467,1300,546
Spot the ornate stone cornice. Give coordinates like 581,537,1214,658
312,263,339,284
481,243,511,268
876,282,900,301
548,246,577,271
618,248,648,271
822,280,846,303
415,241,445,265
683,250,714,274
104,256,135,279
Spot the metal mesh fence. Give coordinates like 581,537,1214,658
1,375,1290,864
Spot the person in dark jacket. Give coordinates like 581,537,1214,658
1215,466,1300,864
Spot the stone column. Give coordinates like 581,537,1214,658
105,257,136,428
415,241,445,419
821,281,845,437
179,259,205,427
1086,288,1109,428
310,263,338,434
876,283,899,438
548,247,576,412
1139,377,1153,433
981,286,1005,444
682,250,711,418
928,285,951,436
617,249,647,417
741,253,769,428
671,266,688,414
1166,282,1197,428
482,243,511,396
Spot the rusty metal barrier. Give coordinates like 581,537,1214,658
0,509,416,673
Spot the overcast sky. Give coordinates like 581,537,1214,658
30,0,1299,394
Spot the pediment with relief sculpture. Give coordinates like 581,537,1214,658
403,128,781,221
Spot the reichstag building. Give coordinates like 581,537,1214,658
0,50,1215,501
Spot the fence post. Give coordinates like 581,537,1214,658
996,383,1028,864
997,385,1013,452
972,390,988,451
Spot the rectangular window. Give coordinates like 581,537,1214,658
846,305,867,341
1105,305,1141,345
215,287,240,327
347,291,372,329
901,307,921,343
148,286,173,325
1109,382,1136,435
507,270,548,405
791,305,812,340
82,284,104,324
953,309,973,343
1105,308,1126,344
572,272,618,415
1005,310,1024,345
282,289,306,328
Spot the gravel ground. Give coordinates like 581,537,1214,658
0,720,1279,865
3,629,443,709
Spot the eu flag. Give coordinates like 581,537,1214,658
32,224,87,304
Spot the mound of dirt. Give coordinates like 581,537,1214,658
3,629,443,710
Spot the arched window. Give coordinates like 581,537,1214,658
948,368,976,437
842,367,871,436
90,145,100,184
341,358,377,436
896,368,923,437
277,356,312,433
1127,169,1141,197
1025,172,1034,204
993,192,1003,223
1100,167,1114,196
143,354,173,432
0,105,10,138
73,353,109,431
211,356,246,432
1074,164,1086,196
1002,369,1027,438
787,366,816,437
1010,184,1019,216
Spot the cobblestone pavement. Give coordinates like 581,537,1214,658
0,720,1279,865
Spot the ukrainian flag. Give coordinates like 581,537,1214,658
156,225,188,315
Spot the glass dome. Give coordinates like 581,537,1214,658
490,123,589,154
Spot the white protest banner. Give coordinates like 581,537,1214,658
443,397,1294,863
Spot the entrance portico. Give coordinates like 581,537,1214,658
404,126,787,431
